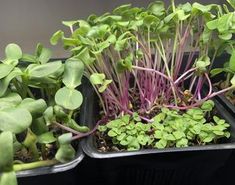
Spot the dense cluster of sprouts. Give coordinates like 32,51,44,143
52,0,235,121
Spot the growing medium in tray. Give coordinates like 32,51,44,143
52,0,235,152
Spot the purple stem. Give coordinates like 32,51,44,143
196,77,203,100
53,122,81,135
72,117,109,140
189,76,197,92
174,25,190,79
208,86,235,99
174,67,197,85
165,85,235,110
132,66,173,84
205,73,212,96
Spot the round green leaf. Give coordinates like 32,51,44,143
50,30,64,45
37,132,56,144
192,3,215,13
155,139,167,149
148,1,165,16
202,134,214,143
43,106,55,126
56,133,75,163
108,129,118,137
53,105,67,120
154,130,162,139
0,64,14,79
0,171,17,185
201,100,214,111
229,50,235,72
210,68,232,77
18,98,47,118
137,135,149,145
219,33,232,40
55,144,75,163
128,139,140,151
143,15,159,26
5,43,22,60
176,138,188,147
98,125,107,132
74,47,95,65
0,108,32,134
55,87,83,110
173,131,185,140
0,132,13,171
90,73,105,85
0,93,22,111
98,80,112,93
62,20,78,27
27,61,62,78
63,58,84,88
21,54,38,63
113,4,132,14
0,68,22,97
38,47,52,64
58,133,72,145
31,117,48,135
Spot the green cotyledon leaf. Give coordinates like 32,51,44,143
55,87,83,110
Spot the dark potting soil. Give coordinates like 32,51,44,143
14,124,79,163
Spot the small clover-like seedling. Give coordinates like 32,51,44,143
99,100,230,150
201,100,215,111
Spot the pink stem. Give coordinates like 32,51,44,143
72,117,109,140
53,122,81,135
208,86,235,99
132,65,172,82
174,67,197,84
165,86,235,110
205,73,212,96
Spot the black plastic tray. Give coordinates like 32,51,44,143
80,80,235,159
212,87,235,117
16,146,84,177
209,53,235,115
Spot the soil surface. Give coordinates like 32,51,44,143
14,125,78,163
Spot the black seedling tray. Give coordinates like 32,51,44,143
212,87,235,117
80,80,235,159
209,53,235,117
79,80,235,185
16,145,84,178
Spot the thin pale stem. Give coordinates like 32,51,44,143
53,122,81,135
174,68,197,84
13,159,59,172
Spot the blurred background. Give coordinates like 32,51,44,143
0,0,224,58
